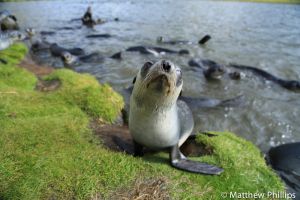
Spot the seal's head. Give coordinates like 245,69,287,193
25,28,36,38
229,71,241,80
61,51,77,65
204,64,226,80
87,6,92,13
156,36,164,43
132,60,182,108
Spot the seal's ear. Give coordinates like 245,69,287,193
141,61,153,78
132,76,136,84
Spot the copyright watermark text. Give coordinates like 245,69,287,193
220,191,296,199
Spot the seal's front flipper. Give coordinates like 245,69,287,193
170,145,223,175
172,159,223,175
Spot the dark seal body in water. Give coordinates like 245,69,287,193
86,34,111,38
229,64,300,91
61,51,121,67
188,59,227,80
117,60,223,175
157,34,211,45
81,6,105,27
125,46,189,56
50,43,85,57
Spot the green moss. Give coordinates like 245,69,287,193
44,69,124,122
0,43,36,91
0,44,284,200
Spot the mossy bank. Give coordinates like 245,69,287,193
0,43,284,199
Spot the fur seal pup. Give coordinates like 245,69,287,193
40,31,56,36
30,40,52,52
82,6,93,24
125,46,189,56
188,59,226,80
126,60,223,174
50,43,85,57
25,28,36,38
61,51,121,66
157,35,211,45
81,6,105,27
229,64,300,91
86,34,111,39
198,35,211,45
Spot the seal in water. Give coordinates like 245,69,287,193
188,59,226,80
25,28,36,38
157,35,211,45
86,34,111,39
198,35,211,45
81,6,105,27
40,31,56,36
124,46,189,56
61,51,121,67
121,60,223,174
229,63,300,91
30,40,52,52
50,43,85,57
267,142,300,197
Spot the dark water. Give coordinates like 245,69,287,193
1,0,300,152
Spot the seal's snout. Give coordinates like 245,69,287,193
162,60,172,72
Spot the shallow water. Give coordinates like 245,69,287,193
1,0,300,152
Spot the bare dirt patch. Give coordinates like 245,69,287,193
19,57,61,92
35,79,61,92
19,57,54,77
112,177,170,200
90,119,132,152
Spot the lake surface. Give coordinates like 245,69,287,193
1,0,300,152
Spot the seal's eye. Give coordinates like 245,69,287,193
141,61,153,78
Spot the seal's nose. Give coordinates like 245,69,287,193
162,60,172,72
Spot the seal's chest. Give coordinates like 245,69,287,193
129,107,180,149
